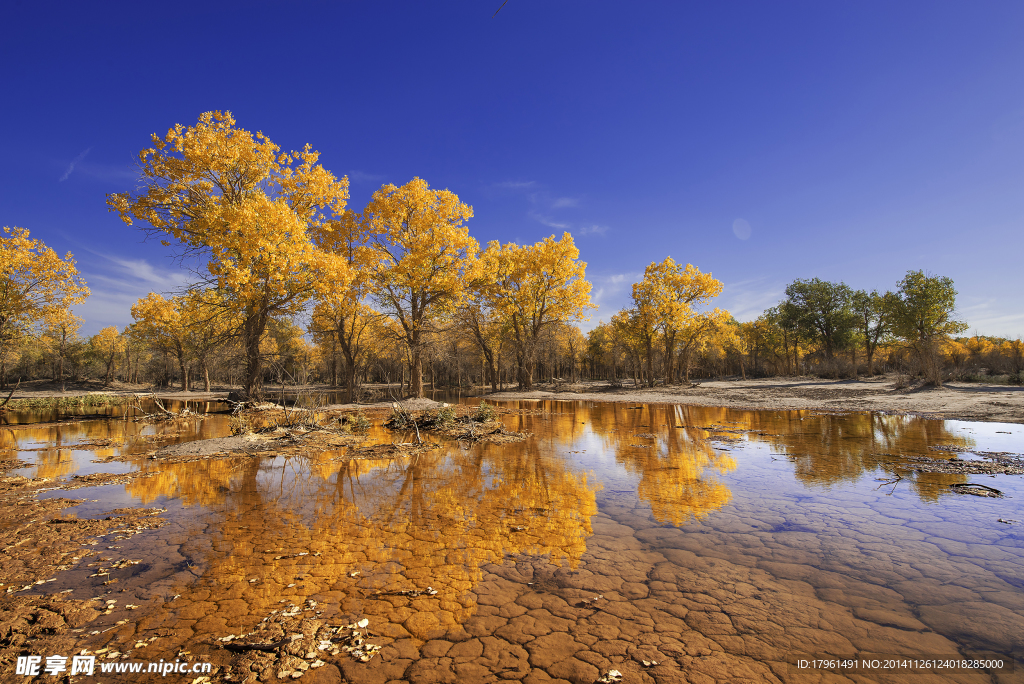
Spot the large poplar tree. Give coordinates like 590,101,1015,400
108,111,350,397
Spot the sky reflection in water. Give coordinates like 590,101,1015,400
2,400,1022,679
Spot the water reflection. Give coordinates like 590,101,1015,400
746,411,975,500
117,436,599,641
1,411,232,480
501,401,989,509
8,399,1023,678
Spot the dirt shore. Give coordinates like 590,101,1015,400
486,376,1024,424
6,376,1024,424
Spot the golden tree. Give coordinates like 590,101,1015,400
310,209,382,401
456,300,507,391
131,293,190,389
610,308,646,385
557,323,587,382
0,227,89,387
107,111,349,397
41,309,83,387
180,290,234,391
476,233,594,389
675,308,730,382
90,326,125,385
1001,339,1024,377
362,178,477,398
632,258,723,384
131,290,230,391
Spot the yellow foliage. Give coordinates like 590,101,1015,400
632,257,723,333
107,111,350,394
475,233,594,388
0,226,89,359
362,177,477,395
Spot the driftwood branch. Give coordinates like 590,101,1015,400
0,379,21,410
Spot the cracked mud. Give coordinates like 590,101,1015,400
0,398,1021,683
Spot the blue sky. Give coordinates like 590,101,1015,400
3,1,1023,336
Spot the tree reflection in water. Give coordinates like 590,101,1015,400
119,437,599,640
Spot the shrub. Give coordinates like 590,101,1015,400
474,402,496,422
229,414,252,435
388,406,412,429
431,404,456,428
892,374,911,390
350,412,371,433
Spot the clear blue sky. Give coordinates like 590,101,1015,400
3,1,1023,336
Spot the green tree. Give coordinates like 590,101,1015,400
890,271,967,386
851,289,896,376
784,278,856,362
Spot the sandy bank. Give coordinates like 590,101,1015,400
485,376,1024,424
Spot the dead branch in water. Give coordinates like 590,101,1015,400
0,379,21,411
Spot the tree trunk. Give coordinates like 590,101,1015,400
105,354,115,385
664,331,676,384
410,349,424,398
242,309,268,399
346,363,357,404
202,358,211,392
644,336,654,388
178,354,190,392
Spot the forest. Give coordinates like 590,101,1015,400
2,112,1021,400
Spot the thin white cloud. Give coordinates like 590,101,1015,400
72,253,196,335
76,162,139,184
578,224,608,236
958,298,1024,338
59,147,92,182
579,271,643,332
103,255,193,289
717,277,785,322
348,170,387,184
551,197,579,209
529,212,571,231
493,180,537,189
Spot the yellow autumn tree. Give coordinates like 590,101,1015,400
310,300,379,401
676,308,731,382
41,309,83,387
456,299,507,392
131,290,231,391
107,111,350,397
362,178,477,398
557,323,587,383
1001,339,1024,376
90,326,125,385
180,290,234,391
475,233,595,389
131,293,190,390
610,308,646,385
632,258,723,384
310,209,383,401
0,226,89,387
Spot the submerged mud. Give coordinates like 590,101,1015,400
0,401,1021,682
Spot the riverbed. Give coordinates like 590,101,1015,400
1,399,1021,683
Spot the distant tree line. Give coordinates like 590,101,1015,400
3,111,1020,395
